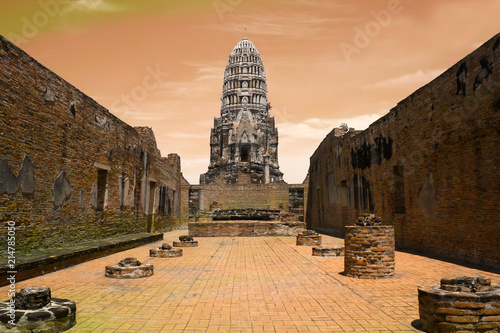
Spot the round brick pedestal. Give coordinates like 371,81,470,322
150,243,183,258
150,248,183,257
419,277,500,332
312,246,344,257
296,232,321,246
0,287,76,332
173,241,198,247
344,225,395,279
105,258,153,279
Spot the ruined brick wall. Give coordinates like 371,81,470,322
307,33,500,270
302,174,309,223
188,183,305,213
189,221,306,237
0,36,185,253
180,174,191,222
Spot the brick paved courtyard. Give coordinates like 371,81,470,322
2,229,499,332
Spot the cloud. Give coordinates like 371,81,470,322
365,69,445,89
205,13,345,39
279,113,386,141
194,66,222,81
276,113,387,183
62,0,125,14
144,62,223,97
159,131,207,140
275,0,349,10
196,66,222,74
182,63,225,81
174,158,209,184
152,80,216,98
105,98,187,125
278,154,310,184
195,74,219,81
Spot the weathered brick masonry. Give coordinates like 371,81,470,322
344,226,395,279
0,36,185,254
189,221,305,237
307,33,500,270
418,277,500,332
187,183,307,236
188,183,304,213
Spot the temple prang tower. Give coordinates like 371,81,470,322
200,38,284,185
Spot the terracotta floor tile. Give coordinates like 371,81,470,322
2,229,498,332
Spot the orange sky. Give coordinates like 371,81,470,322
1,0,499,184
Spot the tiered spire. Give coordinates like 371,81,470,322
200,38,284,185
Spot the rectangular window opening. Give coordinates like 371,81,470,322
219,133,223,157
158,186,166,217
148,181,156,215
97,169,107,211
135,180,142,213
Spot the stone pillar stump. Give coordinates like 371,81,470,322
312,246,344,257
344,225,395,279
0,287,76,332
105,258,154,279
296,231,321,246
418,276,500,332
173,235,198,247
150,243,183,257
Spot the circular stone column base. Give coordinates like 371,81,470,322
0,298,76,332
105,264,153,278
105,258,154,278
419,277,500,333
312,246,344,257
173,241,198,247
296,234,321,246
344,225,395,279
150,248,183,257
